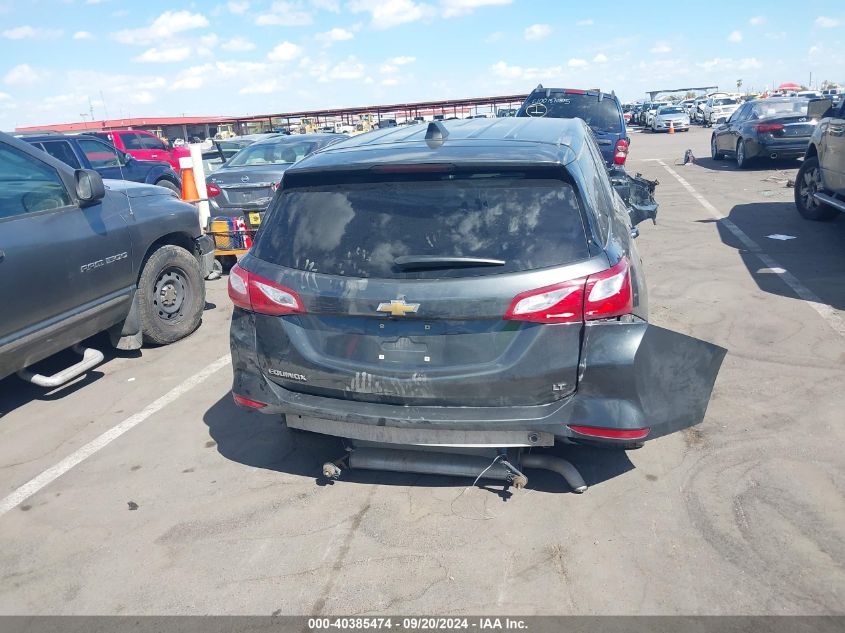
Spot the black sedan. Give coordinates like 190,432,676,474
710,98,820,168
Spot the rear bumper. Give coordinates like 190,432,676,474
745,138,809,159
231,313,726,447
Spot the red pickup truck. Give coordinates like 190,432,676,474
92,130,190,171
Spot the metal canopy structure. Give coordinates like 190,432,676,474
647,86,719,101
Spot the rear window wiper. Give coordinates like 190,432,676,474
393,255,506,270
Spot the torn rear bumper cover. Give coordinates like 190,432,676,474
231,317,726,445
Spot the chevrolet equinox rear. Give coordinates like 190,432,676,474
228,119,725,459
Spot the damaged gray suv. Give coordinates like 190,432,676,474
227,118,725,490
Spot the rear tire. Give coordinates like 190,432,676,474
138,245,205,345
736,140,751,169
155,179,180,194
795,157,839,221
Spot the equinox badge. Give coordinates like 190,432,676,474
377,298,420,317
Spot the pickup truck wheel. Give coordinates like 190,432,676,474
155,179,180,194
138,245,205,345
795,157,839,221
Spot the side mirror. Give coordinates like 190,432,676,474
807,98,833,120
75,169,105,207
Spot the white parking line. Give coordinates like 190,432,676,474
656,160,845,338
0,354,232,517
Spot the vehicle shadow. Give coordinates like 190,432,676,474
0,332,140,416
202,393,635,496
693,155,802,173
710,202,845,311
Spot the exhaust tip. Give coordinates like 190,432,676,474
770,153,778,159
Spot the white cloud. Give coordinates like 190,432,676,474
2,25,61,39
267,41,303,62
440,0,511,18
524,24,551,41
749,16,765,26
221,36,256,51
697,57,761,72
728,30,743,43
327,56,366,80
593,53,608,63
381,77,399,86
134,46,192,63
3,63,49,85
576,18,593,26
567,58,587,68
379,56,416,73
256,1,314,26
227,1,249,13
348,0,429,29
73,31,92,40
0,92,11,100
489,60,563,82
650,42,671,54
814,16,840,28
311,0,341,10
315,27,354,45
113,11,209,44
172,61,276,93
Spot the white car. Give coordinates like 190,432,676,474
651,105,690,132
702,96,741,125
644,104,661,127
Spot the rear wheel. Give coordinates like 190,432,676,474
795,157,839,221
155,179,180,194
735,140,751,169
711,135,724,160
138,245,205,345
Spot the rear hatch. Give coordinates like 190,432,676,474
245,168,597,407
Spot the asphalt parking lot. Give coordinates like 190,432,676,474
1,125,843,616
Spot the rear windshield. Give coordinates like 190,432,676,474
518,93,622,133
253,175,589,280
752,100,809,117
227,140,321,167
713,98,738,106
658,107,685,114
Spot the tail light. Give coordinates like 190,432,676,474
754,123,784,134
228,263,304,316
567,425,650,440
206,183,222,197
504,258,632,324
233,393,267,409
613,139,629,165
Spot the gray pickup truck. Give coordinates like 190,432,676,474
0,131,214,386
795,97,845,220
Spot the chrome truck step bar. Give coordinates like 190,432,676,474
814,192,845,213
17,345,104,388
322,445,587,493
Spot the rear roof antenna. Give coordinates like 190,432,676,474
425,121,449,148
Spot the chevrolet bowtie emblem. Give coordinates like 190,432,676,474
377,298,420,317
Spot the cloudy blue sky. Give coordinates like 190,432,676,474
0,0,843,129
